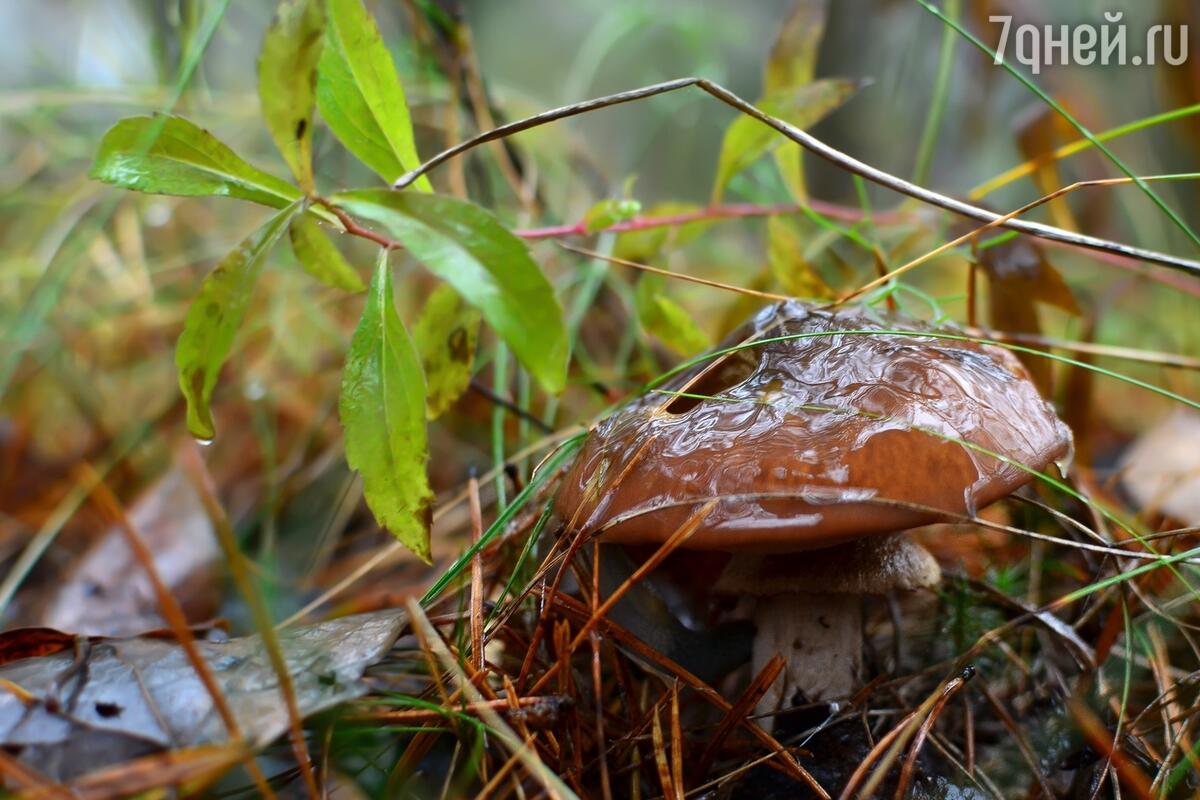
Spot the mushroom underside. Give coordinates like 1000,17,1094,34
717,533,942,730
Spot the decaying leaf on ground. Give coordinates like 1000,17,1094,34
37,467,220,637
0,610,406,781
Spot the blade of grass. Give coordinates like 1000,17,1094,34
405,598,579,800
421,432,586,606
0,0,231,400
911,0,960,184
970,103,1200,200
838,172,1200,303
393,76,1200,275
916,0,1200,250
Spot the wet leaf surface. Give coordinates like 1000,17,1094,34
333,189,568,394
90,116,301,207
340,252,433,561
175,201,302,441
0,610,407,781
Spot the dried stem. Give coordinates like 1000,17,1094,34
393,77,1200,277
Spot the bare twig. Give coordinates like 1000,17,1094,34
393,77,1200,277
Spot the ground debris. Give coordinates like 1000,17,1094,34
0,610,407,781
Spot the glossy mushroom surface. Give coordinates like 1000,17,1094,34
555,301,1073,550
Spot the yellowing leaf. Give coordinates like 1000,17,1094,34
711,79,858,202
289,216,365,291
91,116,302,207
317,0,430,189
978,236,1080,393
340,252,433,561
413,284,480,419
333,189,568,394
767,216,833,299
258,0,325,190
635,274,709,357
765,0,830,93
765,0,831,202
176,202,302,441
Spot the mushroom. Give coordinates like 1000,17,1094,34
554,301,1072,724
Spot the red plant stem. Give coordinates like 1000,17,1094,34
513,199,889,240
319,195,1200,298
317,199,398,250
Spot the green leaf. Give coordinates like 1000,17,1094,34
90,115,302,207
767,216,833,299
413,284,480,419
635,274,709,357
317,0,431,189
711,79,858,202
289,216,366,291
581,198,641,233
259,0,325,190
332,189,568,394
340,251,433,562
175,201,303,441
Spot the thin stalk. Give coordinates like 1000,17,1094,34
911,0,960,184
392,76,1200,276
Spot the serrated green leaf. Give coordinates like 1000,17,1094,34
413,284,480,419
635,274,709,357
176,202,303,441
711,79,858,202
317,0,431,189
767,216,834,299
259,0,325,190
340,252,433,562
289,216,365,291
332,189,568,394
581,198,641,233
90,115,302,207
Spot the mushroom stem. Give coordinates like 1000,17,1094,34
752,591,861,726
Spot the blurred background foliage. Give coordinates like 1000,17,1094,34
2,1,1200,795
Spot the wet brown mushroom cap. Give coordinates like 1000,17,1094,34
555,301,1073,551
